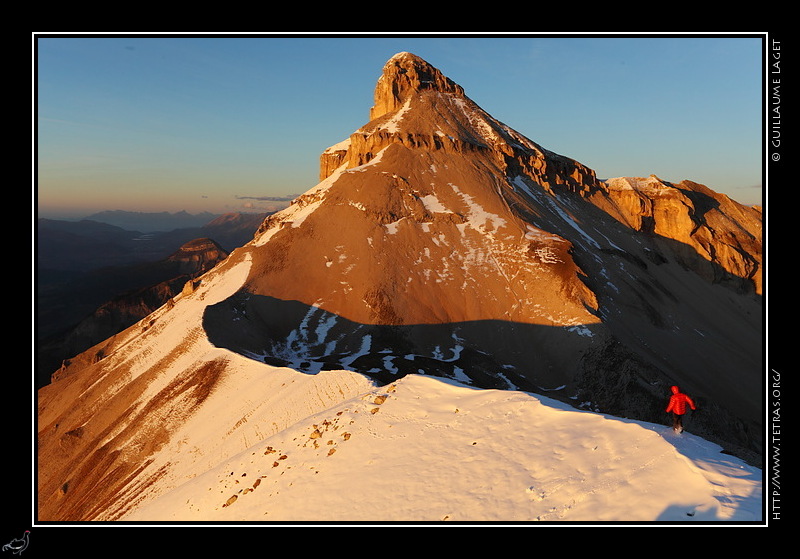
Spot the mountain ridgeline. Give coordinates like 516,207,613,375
41,238,229,385
37,52,762,521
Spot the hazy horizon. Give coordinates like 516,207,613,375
36,33,765,218
36,206,282,221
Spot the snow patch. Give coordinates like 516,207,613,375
252,167,344,247
533,246,563,264
419,193,450,214
384,220,401,235
605,176,674,196
451,183,506,232
377,98,412,133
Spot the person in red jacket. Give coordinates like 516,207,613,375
666,385,696,433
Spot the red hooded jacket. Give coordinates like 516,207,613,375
665,386,696,415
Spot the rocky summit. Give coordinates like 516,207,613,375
37,52,762,521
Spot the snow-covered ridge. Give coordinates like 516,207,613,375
605,175,675,195
122,373,761,523
251,164,349,247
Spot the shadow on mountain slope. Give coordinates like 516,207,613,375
204,293,597,392
203,290,762,465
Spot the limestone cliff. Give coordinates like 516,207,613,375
320,52,601,197
595,176,762,294
369,51,465,120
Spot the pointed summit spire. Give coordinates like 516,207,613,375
369,52,465,120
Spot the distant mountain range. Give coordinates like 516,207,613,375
82,209,225,233
35,211,269,388
37,211,268,273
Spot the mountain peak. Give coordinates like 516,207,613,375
369,52,465,120
320,52,600,198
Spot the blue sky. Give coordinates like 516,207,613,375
36,33,765,218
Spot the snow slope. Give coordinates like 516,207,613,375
39,226,762,525
123,368,761,524
81,246,760,524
